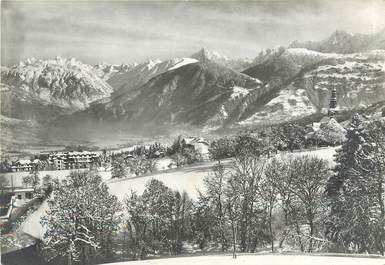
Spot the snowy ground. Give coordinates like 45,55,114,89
1,158,174,188
102,254,385,265
107,159,232,201
22,147,338,240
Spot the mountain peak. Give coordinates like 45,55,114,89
191,48,229,63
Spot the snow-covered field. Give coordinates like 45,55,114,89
108,146,338,201
1,169,90,188
102,254,385,265
21,147,338,240
1,158,175,188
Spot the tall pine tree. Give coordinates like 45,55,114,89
326,114,385,254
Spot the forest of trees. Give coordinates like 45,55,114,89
36,115,384,265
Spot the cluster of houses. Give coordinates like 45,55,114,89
10,159,41,172
9,139,211,173
10,151,101,172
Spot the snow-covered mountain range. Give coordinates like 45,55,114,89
289,29,385,54
1,29,385,149
1,57,113,120
191,48,253,72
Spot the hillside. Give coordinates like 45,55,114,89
73,59,265,131
238,49,385,126
106,58,199,97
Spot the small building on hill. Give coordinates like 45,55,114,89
308,118,346,146
181,137,210,160
308,82,346,145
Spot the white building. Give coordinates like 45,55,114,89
48,151,100,170
11,159,40,172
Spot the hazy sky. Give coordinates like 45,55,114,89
2,0,385,66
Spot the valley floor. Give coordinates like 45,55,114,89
102,254,385,265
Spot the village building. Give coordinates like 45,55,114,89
308,85,346,145
11,159,40,172
48,151,100,170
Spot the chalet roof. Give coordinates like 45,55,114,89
320,117,346,133
182,137,209,146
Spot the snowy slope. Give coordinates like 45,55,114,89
78,59,264,128
106,58,199,95
168,58,199,70
240,87,317,125
239,48,385,126
1,57,113,117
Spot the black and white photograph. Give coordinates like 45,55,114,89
1,0,385,264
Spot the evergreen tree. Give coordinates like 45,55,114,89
326,114,385,254
111,156,128,178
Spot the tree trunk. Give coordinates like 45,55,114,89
232,224,237,259
377,176,385,256
269,205,274,252
279,207,289,248
295,220,304,252
309,219,314,252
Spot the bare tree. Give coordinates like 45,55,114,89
230,154,266,253
261,163,278,252
203,161,229,250
225,174,241,259
290,156,330,252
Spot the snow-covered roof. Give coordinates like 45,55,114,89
17,159,32,165
13,188,34,193
168,58,198,71
182,137,209,146
321,118,346,132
